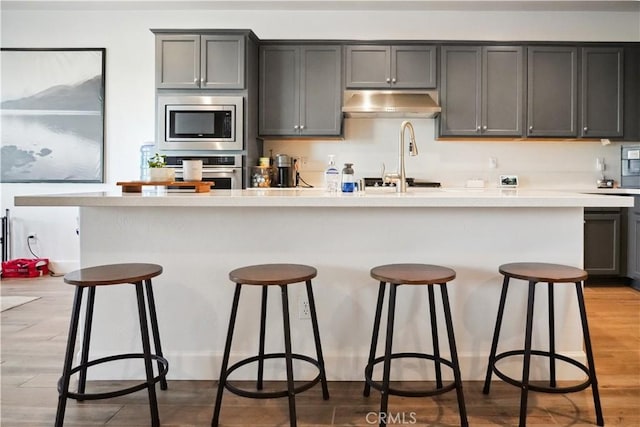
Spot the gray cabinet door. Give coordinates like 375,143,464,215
392,45,436,88
156,35,200,89
482,46,524,136
628,197,640,285
346,45,436,89
440,46,482,136
299,46,342,136
259,46,300,135
527,46,578,137
584,211,621,276
581,47,624,138
201,35,245,89
345,45,390,88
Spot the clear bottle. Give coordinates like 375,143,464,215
140,143,155,181
341,163,355,193
324,155,340,193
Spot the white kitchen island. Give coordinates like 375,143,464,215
15,188,634,382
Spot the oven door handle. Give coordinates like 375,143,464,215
203,169,237,174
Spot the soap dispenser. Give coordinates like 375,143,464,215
341,163,355,193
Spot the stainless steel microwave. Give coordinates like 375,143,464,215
157,95,243,151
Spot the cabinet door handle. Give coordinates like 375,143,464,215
200,78,205,85
391,78,396,83
294,125,299,130
386,77,391,83
482,125,487,131
584,126,588,132
300,125,305,130
194,78,198,84
529,126,533,131
477,126,481,132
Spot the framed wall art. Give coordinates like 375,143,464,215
0,48,105,183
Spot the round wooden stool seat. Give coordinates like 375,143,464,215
370,263,456,285
64,263,163,287
229,263,317,285
499,262,587,283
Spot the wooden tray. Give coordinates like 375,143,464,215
117,181,214,193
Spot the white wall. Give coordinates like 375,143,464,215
1,4,639,269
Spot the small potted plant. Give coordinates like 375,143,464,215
147,153,175,182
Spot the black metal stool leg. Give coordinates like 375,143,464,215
280,284,297,427
257,285,268,391
55,286,84,427
428,284,443,389
575,282,605,426
135,281,160,427
548,282,556,388
78,286,96,398
519,281,537,427
379,283,398,427
306,279,330,400
144,278,168,390
364,281,386,397
440,283,468,427
483,275,510,394
212,283,242,427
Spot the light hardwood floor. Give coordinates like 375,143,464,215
1,276,639,426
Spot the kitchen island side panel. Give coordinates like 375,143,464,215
78,205,584,382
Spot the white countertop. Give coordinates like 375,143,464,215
14,187,636,208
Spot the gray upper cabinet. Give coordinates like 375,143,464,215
441,46,523,136
260,45,342,136
156,34,245,89
346,45,436,89
581,47,624,138
440,46,481,136
527,46,578,137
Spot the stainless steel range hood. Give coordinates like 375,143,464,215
342,90,441,118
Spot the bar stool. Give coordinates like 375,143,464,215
483,262,604,427
364,264,468,427
55,263,169,427
211,263,330,427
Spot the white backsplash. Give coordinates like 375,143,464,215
264,118,634,189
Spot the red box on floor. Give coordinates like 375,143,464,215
1,258,49,278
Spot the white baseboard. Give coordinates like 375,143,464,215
48,260,79,275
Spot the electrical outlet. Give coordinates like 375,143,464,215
488,157,498,169
298,296,310,320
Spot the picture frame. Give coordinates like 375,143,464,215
499,175,519,188
0,48,105,183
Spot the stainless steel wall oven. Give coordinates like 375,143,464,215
165,155,242,190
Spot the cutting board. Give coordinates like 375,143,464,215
117,181,214,193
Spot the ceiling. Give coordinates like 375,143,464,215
2,0,639,12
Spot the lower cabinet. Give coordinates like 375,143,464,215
584,197,640,286
628,196,640,288
584,208,621,276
